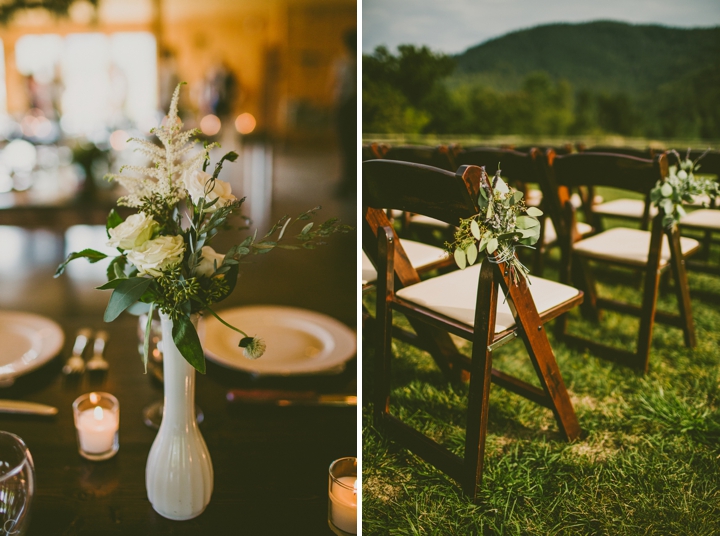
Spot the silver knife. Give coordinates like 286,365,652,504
227,389,356,407
0,400,58,416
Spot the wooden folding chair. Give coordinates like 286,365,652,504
363,160,582,500
578,147,660,231
547,152,700,373
456,147,593,275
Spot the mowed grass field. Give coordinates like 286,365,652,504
361,190,720,535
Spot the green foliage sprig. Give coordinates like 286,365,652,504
445,166,543,284
650,149,719,228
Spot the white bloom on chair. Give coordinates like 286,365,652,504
107,213,159,250
184,169,236,212
196,246,225,277
127,235,185,277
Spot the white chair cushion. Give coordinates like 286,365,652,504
526,189,542,207
688,194,712,207
573,228,700,267
543,219,593,245
396,263,580,333
593,198,658,219
569,193,604,208
409,214,452,228
362,239,449,285
680,209,720,230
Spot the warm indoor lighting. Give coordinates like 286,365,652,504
200,114,221,136
110,130,129,151
235,113,256,135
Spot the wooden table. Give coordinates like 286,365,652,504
0,309,356,535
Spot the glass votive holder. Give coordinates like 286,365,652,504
72,392,119,461
328,457,357,535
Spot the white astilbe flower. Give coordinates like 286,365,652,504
106,83,217,207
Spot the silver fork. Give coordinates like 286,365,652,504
86,330,109,371
62,328,91,375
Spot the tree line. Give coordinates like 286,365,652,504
363,45,720,139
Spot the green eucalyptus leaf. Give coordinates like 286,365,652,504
516,216,540,229
512,191,524,204
661,183,673,197
172,315,206,374
487,238,498,254
466,244,478,265
454,248,467,270
104,277,153,322
470,220,481,240
526,206,543,217
478,235,489,252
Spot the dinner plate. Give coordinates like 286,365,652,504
200,306,356,376
0,311,65,386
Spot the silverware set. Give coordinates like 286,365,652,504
63,329,110,375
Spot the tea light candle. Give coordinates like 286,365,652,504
73,392,119,461
77,405,118,453
329,476,357,534
328,457,357,535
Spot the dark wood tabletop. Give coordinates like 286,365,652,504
0,146,357,535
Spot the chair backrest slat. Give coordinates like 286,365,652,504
551,152,667,194
382,145,456,171
363,160,483,226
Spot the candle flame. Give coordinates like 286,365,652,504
353,479,357,495
89,392,100,404
93,406,104,420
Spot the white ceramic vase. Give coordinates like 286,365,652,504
146,313,213,520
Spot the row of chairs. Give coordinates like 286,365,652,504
362,147,718,501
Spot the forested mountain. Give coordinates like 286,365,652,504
454,21,720,95
363,21,720,139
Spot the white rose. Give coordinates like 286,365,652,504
184,169,236,212
196,246,225,278
107,213,159,250
127,235,185,277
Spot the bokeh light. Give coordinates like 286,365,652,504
235,113,256,135
110,130,129,151
200,114,221,136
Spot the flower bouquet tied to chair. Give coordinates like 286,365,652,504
55,83,350,520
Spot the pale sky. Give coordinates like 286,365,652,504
363,0,720,54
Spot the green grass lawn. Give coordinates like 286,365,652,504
362,201,720,535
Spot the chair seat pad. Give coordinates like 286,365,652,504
543,219,593,245
409,214,452,228
573,228,700,267
680,209,720,230
396,264,581,333
593,198,658,219
362,239,449,285
526,189,542,207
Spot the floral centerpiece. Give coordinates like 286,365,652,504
55,83,349,373
54,83,350,520
445,166,542,283
650,149,719,228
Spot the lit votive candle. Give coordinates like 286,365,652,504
73,392,119,461
328,457,357,535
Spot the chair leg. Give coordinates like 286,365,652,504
636,217,665,373
668,229,696,348
573,255,600,322
463,262,496,501
499,264,581,442
374,227,395,424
